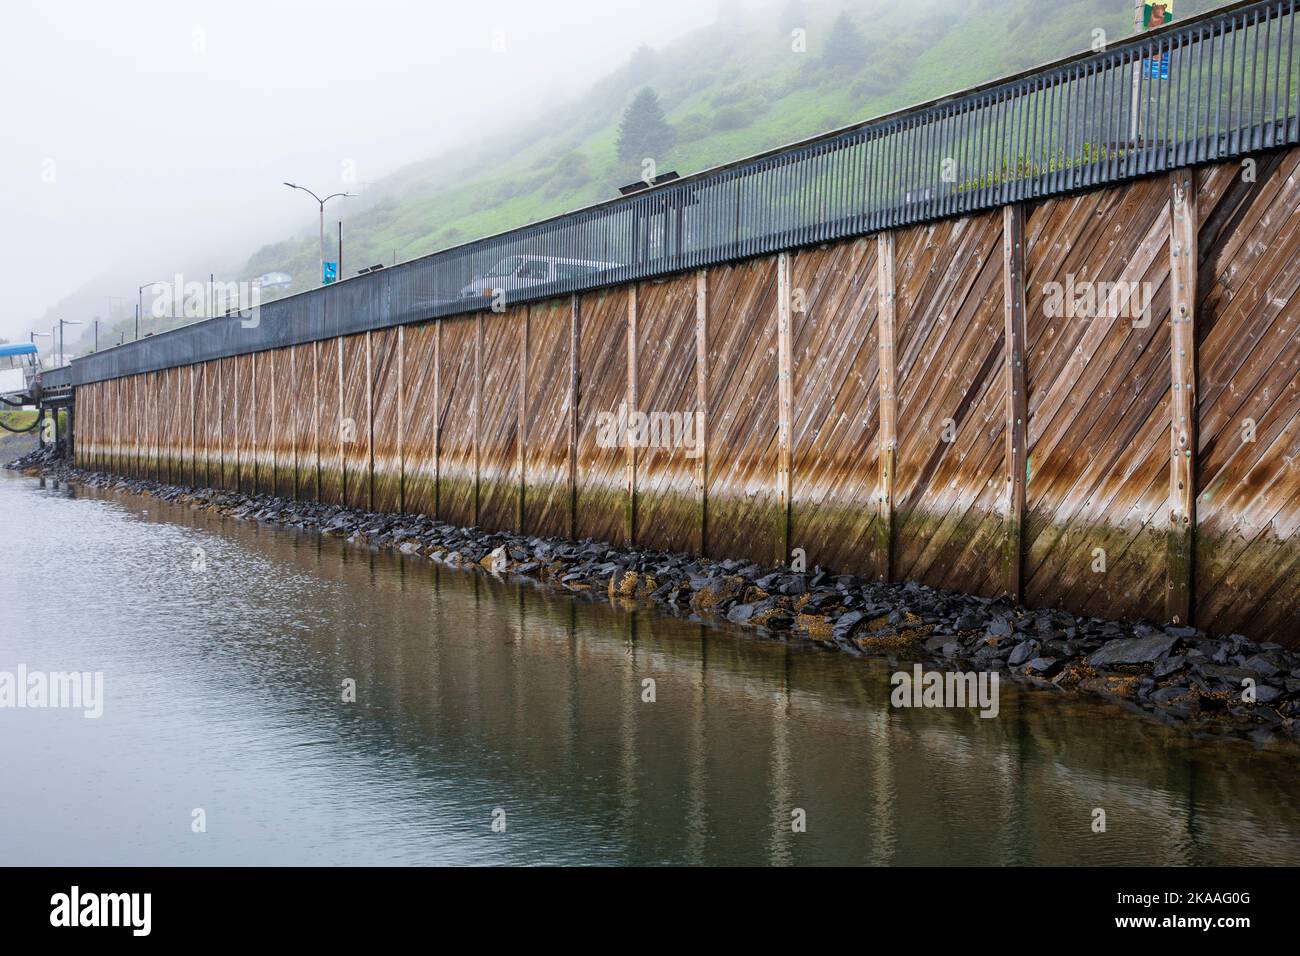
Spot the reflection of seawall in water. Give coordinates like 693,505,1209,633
30,479,1300,866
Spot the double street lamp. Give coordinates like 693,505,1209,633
283,183,352,285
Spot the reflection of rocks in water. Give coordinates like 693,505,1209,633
22,458,1300,747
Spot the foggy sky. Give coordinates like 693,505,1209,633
0,0,734,342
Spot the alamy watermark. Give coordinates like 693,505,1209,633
890,664,999,719
595,403,703,458
149,274,263,329
0,665,104,718
1042,273,1153,326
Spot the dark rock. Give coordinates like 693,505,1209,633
1087,635,1180,668
1008,641,1038,667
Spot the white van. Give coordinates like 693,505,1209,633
458,256,616,300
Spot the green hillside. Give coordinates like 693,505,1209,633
98,0,1232,340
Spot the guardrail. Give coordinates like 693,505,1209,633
68,0,1298,386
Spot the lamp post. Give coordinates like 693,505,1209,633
30,330,51,367
283,183,353,285
58,319,83,367
137,280,166,341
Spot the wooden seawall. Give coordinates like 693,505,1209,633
74,150,1300,644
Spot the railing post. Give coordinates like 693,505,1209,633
1002,204,1029,602
876,231,897,583
1168,168,1198,626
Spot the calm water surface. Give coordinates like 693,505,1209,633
1,471,1298,865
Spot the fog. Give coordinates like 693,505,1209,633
0,0,736,344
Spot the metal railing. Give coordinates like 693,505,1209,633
68,0,1298,387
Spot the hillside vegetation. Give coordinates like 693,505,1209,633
87,0,1229,345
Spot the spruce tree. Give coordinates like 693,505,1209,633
616,87,677,164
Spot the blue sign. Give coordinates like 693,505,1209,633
323,262,338,284
1144,53,1170,80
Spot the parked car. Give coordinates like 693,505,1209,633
458,255,617,300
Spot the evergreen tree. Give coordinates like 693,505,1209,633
616,87,677,164
821,11,867,73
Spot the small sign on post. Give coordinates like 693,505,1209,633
323,262,338,284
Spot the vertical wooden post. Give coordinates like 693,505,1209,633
434,321,442,520
474,314,482,527
695,270,709,557
626,285,638,547
397,326,406,514
291,348,297,504
365,330,375,512
232,365,240,489
568,295,580,540
312,341,321,501
216,361,222,488
189,365,196,487
518,308,529,533
251,353,259,495
776,252,794,567
876,232,897,584
1002,204,1029,603
337,336,346,506
1168,169,1198,626
269,349,277,497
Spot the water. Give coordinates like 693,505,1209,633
1,470,1298,866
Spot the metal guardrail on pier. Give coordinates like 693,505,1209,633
69,0,1298,387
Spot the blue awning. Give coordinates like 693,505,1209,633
0,343,38,357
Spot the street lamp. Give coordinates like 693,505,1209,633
283,183,353,285
58,319,83,367
30,330,51,368
137,280,166,341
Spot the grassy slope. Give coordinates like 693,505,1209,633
230,0,1228,305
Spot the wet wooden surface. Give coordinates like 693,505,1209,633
790,238,882,578
705,257,780,565
437,317,477,529
894,212,1006,598
522,299,573,539
371,329,402,515
478,307,524,533
72,147,1300,643
634,274,698,555
575,287,627,544
1195,151,1300,638
1024,178,1172,623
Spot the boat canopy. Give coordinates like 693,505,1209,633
0,343,39,357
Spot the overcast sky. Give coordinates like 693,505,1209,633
0,0,735,342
